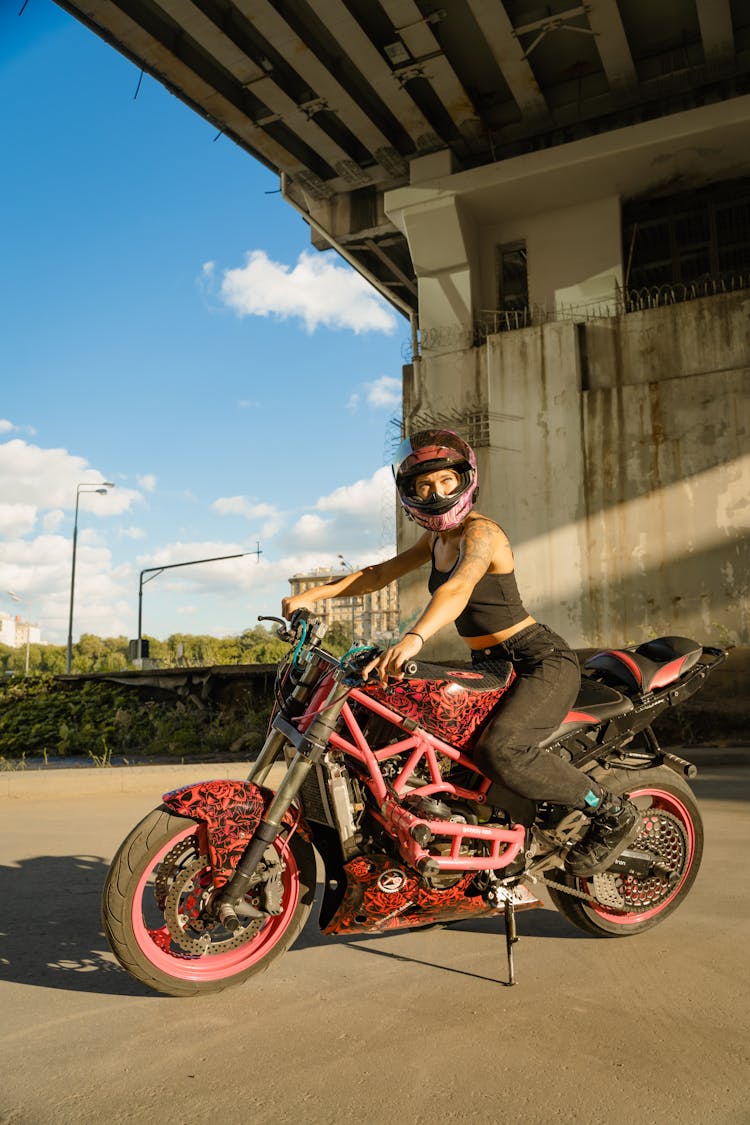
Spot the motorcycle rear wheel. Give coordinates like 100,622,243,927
102,805,316,996
548,766,703,937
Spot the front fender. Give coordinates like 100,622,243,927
162,779,309,889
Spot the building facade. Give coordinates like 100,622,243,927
288,568,399,643
386,99,750,658
0,613,41,648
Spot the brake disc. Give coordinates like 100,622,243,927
154,835,197,910
163,856,263,955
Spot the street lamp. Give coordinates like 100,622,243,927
66,481,114,673
7,591,31,675
135,549,260,662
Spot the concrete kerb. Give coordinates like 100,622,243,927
1,748,747,801
0,761,289,801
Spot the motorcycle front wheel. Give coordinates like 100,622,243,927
548,766,703,937
102,805,316,996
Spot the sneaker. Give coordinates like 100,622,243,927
565,791,643,878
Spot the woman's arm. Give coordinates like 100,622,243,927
281,533,432,618
366,519,501,681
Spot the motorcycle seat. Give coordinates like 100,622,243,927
539,678,633,747
403,659,513,693
584,635,703,693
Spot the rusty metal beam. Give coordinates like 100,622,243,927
379,0,483,148
464,0,549,124
585,0,639,96
232,0,408,179
695,0,735,71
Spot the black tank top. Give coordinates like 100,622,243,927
428,539,529,638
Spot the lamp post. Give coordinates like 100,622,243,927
135,550,259,662
7,591,31,675
67,481,114,673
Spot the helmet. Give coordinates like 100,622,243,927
393,429,478,532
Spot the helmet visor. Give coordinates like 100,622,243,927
392,429,474,480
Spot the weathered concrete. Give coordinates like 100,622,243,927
0,770,747,1124
399,293,749,656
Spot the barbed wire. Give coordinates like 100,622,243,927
399,273,750,358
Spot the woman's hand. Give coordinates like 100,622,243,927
281,594,312,619
363,632,424,684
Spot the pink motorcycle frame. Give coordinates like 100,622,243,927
302,673,526,875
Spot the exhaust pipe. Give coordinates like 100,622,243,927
661,752,698,779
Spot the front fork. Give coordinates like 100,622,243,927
215,666,350,930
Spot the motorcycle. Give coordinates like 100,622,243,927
102,612,726,995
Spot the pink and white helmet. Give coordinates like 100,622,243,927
393,429,478,532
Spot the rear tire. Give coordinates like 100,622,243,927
102,805,316,996
548,766,703,937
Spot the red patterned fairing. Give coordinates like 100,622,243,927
361,675,509,750
162,780,307,889
323,853,541,936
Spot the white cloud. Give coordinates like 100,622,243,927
0,419,37,437
43,509,65,533
0,532,133,642
0,503,37,538
121,526,146,540
316,465,395,516
276,467,396,561
365,375,401,408
346,376,401,413
218,249,398,334
212,496,285,538
290,513,330,545
137,473,157,492
0,438,140,517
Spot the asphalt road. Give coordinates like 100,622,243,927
1,766,748,1125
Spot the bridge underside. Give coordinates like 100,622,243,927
55,1,750,318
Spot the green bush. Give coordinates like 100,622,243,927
0,675,273,763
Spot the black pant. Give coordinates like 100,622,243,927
472,623,595,808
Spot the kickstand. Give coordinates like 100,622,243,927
503,898,518,986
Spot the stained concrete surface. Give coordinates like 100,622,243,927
0,765,748,1125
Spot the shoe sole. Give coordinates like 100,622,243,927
565,813,644,879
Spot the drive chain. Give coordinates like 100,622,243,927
528,873,600,904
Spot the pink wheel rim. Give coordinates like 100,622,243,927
584,787,696,925
131,826,301,982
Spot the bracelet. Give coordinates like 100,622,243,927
404,631,425,646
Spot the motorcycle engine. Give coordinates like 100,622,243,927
404,793,483,888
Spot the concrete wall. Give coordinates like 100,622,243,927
479,195,623,317
399,290,750,657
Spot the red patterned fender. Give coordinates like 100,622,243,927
162,779,310,889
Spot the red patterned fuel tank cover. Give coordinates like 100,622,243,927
361,675,508,750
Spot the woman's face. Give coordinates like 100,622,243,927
413,467,460,500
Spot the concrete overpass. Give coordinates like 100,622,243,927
53,1,750,651
52,1,750,321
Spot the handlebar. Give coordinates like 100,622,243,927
259,610,421,683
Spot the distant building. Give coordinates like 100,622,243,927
0,613,41,648
288,568,399,642
0,613,15,647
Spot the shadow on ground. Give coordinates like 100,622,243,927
0,853,580,998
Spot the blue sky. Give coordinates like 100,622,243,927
1,1,406,644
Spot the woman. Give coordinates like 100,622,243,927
282,429,641,877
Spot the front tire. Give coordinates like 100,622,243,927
102,805,316,996
548,766,703,937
